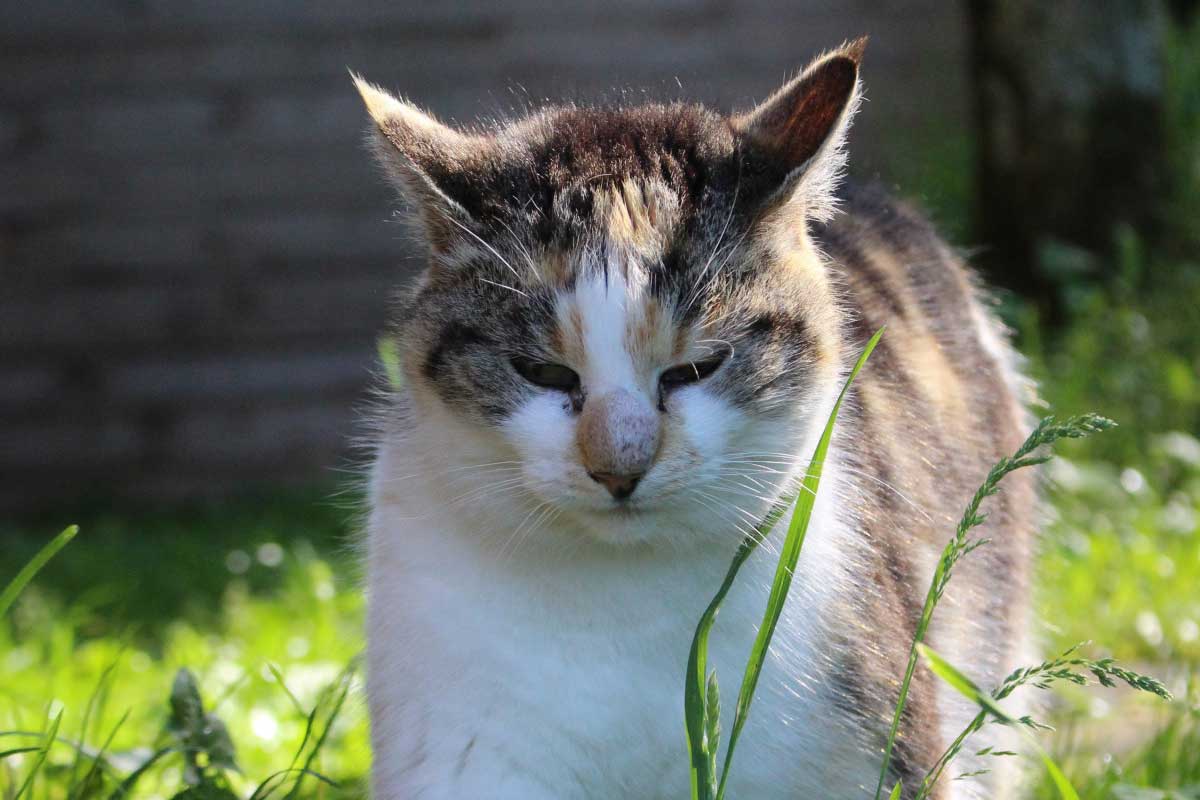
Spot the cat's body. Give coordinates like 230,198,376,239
358,41,1035,799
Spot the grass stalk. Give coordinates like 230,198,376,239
1,525,79,618
872,414,1116,799
686,328,884,800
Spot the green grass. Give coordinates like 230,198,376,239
1,506,368,798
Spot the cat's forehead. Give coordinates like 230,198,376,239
460,104,744,245
520,105,738,190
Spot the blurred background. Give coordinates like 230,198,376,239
2,2,1198,798
2,1,974,511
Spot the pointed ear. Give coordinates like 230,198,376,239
732,37,866,220
351,73,490,250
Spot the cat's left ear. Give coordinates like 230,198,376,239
351,73,493,252
732,37,866,221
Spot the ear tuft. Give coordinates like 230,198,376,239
733,38,867,220
841,35,869,65
350,71,492,250
350,71,476,160
350,71,410,127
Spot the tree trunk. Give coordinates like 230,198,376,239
965,0,1194,305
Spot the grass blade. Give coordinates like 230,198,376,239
15,709,63,799
684,538,759,800
873,414,1115,799
916,645,1012,723
1038,751,1082,800
682,329,883,800
917,645,1081,800
282,660,356,800
69,657,122,789
106,746,176,800
0,747,41,760
266,663,307,717
71,709,131,800
249,767,340,800
1,525,79,618
377,336,405,391
712,328,883,800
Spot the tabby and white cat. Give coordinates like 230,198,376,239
356,39,1035,800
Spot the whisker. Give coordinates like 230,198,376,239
496,216,543,282
478,276,530,298
683,488,781,557
444,214,524,283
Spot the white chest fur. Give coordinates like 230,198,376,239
365,443,881,799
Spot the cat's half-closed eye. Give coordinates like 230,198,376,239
511,357,581,393
658,345,732,409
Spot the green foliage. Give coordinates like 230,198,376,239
1021,231,1200,468
2,493,353,649
1,523,367,799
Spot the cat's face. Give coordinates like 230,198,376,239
358,41,863,546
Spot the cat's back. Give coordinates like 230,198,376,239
813,181,1037,791
815,180,1033,537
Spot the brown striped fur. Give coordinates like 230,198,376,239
815,183,1036,795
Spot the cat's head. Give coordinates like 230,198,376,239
358,40,864,547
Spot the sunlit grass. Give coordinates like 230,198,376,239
1,533,368,798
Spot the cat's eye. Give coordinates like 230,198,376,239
512,357,580,392
659,351,729,394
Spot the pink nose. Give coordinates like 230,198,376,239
587,470,644,500
577,387,661,501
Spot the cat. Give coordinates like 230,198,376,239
355,38,1035,800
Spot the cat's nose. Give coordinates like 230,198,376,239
587,470,644,500
577,387,661,500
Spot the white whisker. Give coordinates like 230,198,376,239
444,214,524,283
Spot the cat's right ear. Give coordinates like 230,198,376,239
351,73,488,250
731,38,866,222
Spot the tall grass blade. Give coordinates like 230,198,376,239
715,327,883,800
684,328,883,800
916,645,1012,723
684,539,759,800
377,337,405,391
1,525,78,618
15,709,63,800
70,658,122,789
71,709,131,800
872,414,1115,799
282,660,357,800
266,664,307,717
